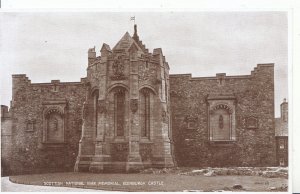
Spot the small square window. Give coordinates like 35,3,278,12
279,139,285,149
280,144,285,149
279,158,285,166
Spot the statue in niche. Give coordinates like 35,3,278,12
162,110,168,123
219,115,224,129
49,117,59,133
130,99,138,113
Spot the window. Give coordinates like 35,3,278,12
279,158,285,166
279,139,285,149
141,90,150,138
114,89,125,136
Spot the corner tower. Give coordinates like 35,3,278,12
75,25,174,172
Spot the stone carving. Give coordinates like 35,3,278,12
111,55,125,80
44,106,64,118
130,99,138,113
185,115,198,129
90,68,101,81
82,102,89,120
26,119,35,132
140,88,150,95
139,59,151,81
47,114,64,142
212,104,233,114
98,100,107,114
246,116,258,129
115,87,126,95
162,110,168,123
50,118,59,131
219,115,224,129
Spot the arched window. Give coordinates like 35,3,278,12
141,90,150,137
114,88,125,136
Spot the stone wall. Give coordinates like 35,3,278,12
8,75,86,175
169,64,276,167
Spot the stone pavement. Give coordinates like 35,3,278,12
1,177,102,192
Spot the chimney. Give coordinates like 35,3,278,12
281,98,288,122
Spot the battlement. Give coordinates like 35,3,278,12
12,74,31,84
251,63,274,76
1,105,10,118
170,63,274,80
12,74,87,87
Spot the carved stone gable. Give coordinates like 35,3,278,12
111,55,126,80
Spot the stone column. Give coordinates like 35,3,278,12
151,56,174,168
126,58,144,172
89,59,111,173
75,85,95,172
152,102,174,168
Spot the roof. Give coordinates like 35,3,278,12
275,118,288,136
112,32,143,52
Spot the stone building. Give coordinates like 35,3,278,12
1,25,285,175
275,99,288,166
1,105,13,176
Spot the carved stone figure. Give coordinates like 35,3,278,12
130,99,138,113
98,100,107,114
111,56,125,80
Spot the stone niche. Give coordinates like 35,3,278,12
206,94,236,142
42,100,67,145
246,116,258,129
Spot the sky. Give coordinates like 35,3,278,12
0,11,288,117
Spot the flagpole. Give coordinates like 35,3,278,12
130,16,136,26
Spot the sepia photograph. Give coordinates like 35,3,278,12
0,9,289,192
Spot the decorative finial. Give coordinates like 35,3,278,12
134,24,137,36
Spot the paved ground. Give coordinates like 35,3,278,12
1,177,102,192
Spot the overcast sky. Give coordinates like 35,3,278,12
0,11,287,117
